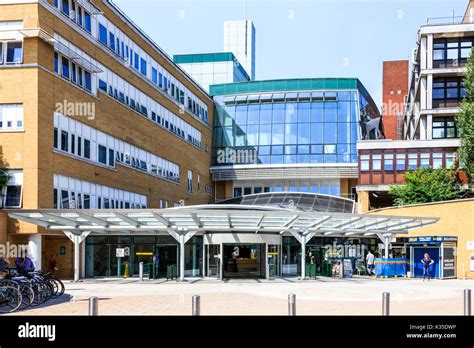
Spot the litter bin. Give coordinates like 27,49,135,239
166,264,177,280
305,264,317,278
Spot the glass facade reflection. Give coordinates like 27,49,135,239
212,83,382,166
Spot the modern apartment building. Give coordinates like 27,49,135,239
0,0,214,278
209,78,384,202
356,1,474,212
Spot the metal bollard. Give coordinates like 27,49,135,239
288,294,296,316
266,264,270,280
464,289,471,316
192,295,200,316
89,296,99,316
139,262,144,282
382,292,390,316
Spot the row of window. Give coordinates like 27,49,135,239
233,184,341,197
51,0,209,124
54,174,147,209
432,77,466,108
52,34,203,150
222,91,357,105
360,152,456,172
218,101,359,127
0,104,23,131
97,76,202,148
214,122,359,148
53,113,181,183
54,52,92,93
433,37,473,68
54,0,92,33
0,41,22,65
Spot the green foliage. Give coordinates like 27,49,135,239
0,168,8,188
457,49,474,181
389,168,461,206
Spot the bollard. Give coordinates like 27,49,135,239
192,295,200,316
139,262,144,282
464,289,471,316
266,264,270,280
288,294,296,316
89,296,98,316
382,292,390,316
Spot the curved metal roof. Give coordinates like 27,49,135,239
216,192,355,214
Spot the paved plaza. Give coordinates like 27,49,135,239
8,276,474,316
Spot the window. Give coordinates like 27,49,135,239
54,128,58,148
384,153,394,171
6,42,22,64
71,134,75,154
0,104,23,131
187,170,193,193
433,77,466,108
234,187,242,197
197,174,201,191
77,136,82,156
61,56,70,79
84,71,92,92
396,153,406,171
98,23,108,45
446,152,456,168
372,154,381,171
61,0,70,16
54,52,59,73
108,148,114,167
84,12,91,33
84,139,91,159
360,155,370,171
99,79,107,92
98,145,107,164
433,152,443,169
408,153,418,170
420,153,430,169
60,130,68,152
134,52,139,70
5,186,22,207
433,117,458,139
140,57,147,76
152,68,158,84
109,32,116,52
433,38,473,68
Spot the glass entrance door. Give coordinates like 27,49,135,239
268,244,281,277
155,245,178,278
206,244,221,278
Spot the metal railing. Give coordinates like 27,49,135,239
425,15,471,26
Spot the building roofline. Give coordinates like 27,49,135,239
104,0,212,102
368,198,474,213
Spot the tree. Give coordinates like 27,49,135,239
0,168,8,188
457,50,474,182
389,168,461,206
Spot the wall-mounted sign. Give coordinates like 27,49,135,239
59,246,66,256
467,241,474,250
116,248,125,258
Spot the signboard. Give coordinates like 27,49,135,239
116,248,125,258
407,236,458,244
442,245,456,278
136,252,153,256
343,259,353,278
59,246,66,256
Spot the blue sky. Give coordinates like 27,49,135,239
113,0,467,108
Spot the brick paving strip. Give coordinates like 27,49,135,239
7,277,473,316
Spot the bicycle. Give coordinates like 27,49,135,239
0,284,22,314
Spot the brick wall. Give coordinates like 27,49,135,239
382,61,409,140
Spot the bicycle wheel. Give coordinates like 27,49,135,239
0,286,22,314
50,277,65,297
18,283,35,310
30,281,47,306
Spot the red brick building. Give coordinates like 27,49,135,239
382,60,409,140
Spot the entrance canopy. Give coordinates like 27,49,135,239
8,205,437,237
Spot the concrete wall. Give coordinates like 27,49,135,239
368,199,474,279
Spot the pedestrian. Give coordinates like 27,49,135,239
421,253,434,281
0,256,9,272
48,254,57,273
366,250,375,275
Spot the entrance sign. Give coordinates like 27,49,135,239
116,248,125,258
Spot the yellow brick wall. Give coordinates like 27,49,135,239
368,199,474,279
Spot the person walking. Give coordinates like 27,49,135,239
421,253,435,281
48,254,57,273
366,250,375,275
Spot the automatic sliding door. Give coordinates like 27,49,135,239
206,244,221,278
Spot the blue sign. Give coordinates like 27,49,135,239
407,236,457,244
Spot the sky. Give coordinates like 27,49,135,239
113,0,468,108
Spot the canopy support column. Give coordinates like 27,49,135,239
167,229,197,282
289,230,316,280
376,233,392,258
64,231,91,282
